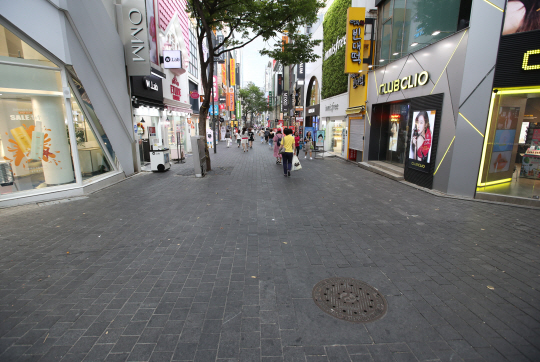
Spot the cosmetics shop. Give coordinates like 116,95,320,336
475,29,540,205
365,30,469,191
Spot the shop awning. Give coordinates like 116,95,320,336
346,106,365,115
164,98,192,114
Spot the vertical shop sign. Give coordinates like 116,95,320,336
269,91,273,106
277,74,283,95
170,76,181,101
230,58,236,86
345,7,366,73
297,63,305,79
282,91,289,112
214,35,226,63
229,87,235,111
213,76,218,102
221,64,227,87
121,0,151,76
236,101,241,119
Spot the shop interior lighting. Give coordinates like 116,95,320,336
411,42,419,47
393,52,399,55
379,59,385,62
432,31,440,36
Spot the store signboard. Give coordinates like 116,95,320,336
277,74,283,96
345,7,366,73
121,0,151,76
214,35,226,63
378,71,429,95
163,50,182,69
297,63,305,79
131,74,163,101
230,58,236,85
229,87,235,111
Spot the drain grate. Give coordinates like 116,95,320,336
312,277,388,323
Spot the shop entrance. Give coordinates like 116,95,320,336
477,90,540,200
369,102,410,167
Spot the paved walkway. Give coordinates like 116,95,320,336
0,139,539,362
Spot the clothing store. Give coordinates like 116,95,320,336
0,2,134,207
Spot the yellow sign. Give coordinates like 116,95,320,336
230,58,236,85
378,71,430,95
522,49,540,70
345,7,366,73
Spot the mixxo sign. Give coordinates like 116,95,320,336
121,0,151,76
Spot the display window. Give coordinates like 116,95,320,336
370,102,410,167
477,88,540,199
0,25,76,194
70,89,113,180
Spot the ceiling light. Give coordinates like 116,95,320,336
411,42,418,47
393,52,399,55
380,59,385,62
432,31,441,36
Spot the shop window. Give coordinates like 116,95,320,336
377,0,467,64
477,90,540,200
0,25,57,68
68,67,117,166
189,26,198,78
70,89,113,181
0,26,76,195
306,77,319,106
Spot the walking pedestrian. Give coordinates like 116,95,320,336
269,129,274,149
241,127,249,152
259,129,265,143
248,128,255,149
225,129,231,147
273,129,283,164
304,131,313,159
264,128,270,144
236,130,242,148
294,132,301,156
280,128,295,176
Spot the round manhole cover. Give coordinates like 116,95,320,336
312,277,388,323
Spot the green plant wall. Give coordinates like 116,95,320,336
322,0,351,99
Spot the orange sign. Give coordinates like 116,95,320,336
221,64,227,86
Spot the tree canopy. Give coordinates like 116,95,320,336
238,82,267,124
186,0,324,169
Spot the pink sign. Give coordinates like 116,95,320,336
213,76,218,102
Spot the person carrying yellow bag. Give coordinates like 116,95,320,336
279,128,295,177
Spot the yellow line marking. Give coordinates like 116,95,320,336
365,107,371,126
483,0,504,12
459,112,484,137
431,30,468,94
434,136,455,175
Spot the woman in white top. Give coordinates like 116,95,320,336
241,127,249,152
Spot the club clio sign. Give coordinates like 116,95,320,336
378,71,429,95
121,0,151,76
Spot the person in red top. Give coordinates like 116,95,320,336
411,111,432,162
294,132,300,156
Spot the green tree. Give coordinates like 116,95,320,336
238,82,267,126
187,0,324,170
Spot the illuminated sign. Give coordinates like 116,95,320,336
345,7,366,73
390,114,400,121
522,49,540,70
378,71,429,95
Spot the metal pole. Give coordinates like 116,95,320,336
212,80,217,153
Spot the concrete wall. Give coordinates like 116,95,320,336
446,0,505,197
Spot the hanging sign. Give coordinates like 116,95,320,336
345,7,366,73
229,87,235,111
230,58,236,86
163,50,182,69
121,0,151,76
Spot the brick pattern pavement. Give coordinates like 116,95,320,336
0,139,539,362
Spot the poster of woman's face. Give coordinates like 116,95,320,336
502,0,540,35
409,110,436,163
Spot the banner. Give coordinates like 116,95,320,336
213,76,218,102
230,58,236,86
221,64,227,87
229,87,235,111
236,101,241,119
345,7,366,73
408,110,436,173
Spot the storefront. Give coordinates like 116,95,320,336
476,27,540,204
131,74,165,166
0,2,134,207
305,77,321,137
365,30,469,190
321,94,349,156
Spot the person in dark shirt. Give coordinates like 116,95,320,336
248,128,255,148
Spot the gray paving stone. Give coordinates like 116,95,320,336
1,141,539,362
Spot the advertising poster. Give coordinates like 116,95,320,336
206,128,213,146
388,119,399,152
493,130,516,152
489,151,512,173
316,130,325,147
497,107,519,130
408,110,436,173
146,0,158,65
278,120,284,129
503,0,540,35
